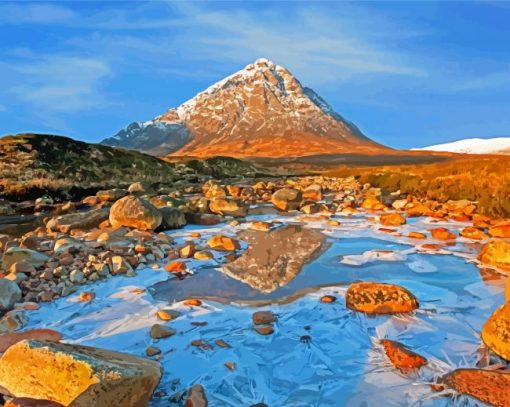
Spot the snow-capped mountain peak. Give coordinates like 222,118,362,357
414,137,510,155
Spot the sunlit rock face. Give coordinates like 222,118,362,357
221,225,326,293
105,58,387,158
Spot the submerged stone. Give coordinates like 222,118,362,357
346,282,419,314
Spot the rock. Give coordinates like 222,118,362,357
489,221,510,238
405,202,433,217
150,324,176,339
128,181,150,194
249,221,272,231
254,325,274,335
194,251,214,261
78,292,95,302
9,261,36,275
179,242,196,258
271,188,303,211
478,240,510,271
0,279,22,312
2,247,49,271
46,208,109,233
0,329,61,353
460,226,488,240
191,339,213,350
430,227,456,240
442,368,510,407
187,213,222,226
146,346,161,357
408,232,426,239
380,339,427,373
361,195,386,211
224,361,236,371
164,261,187,273
96,188,128,202
392,199,408,211
4,397,64,407
183,299,202,306
185,384,208,407
303,184,323,201
159,207,186,230
252,311,276,325
156,309,180,321
0,310,28,333
215,339,231,348
0,339,161,407
206,235,240,251
320,295,336,303
53,237,85,254
346,282,419,314
110,196,162,230
111,255,134,275
379,212,406,227
69,270,85,284
209,198,248,217
481,302,510,361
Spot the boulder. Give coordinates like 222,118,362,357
209,198,248,217
379,212,406,227
460,226,488,240
252,311,276,325
150,324,176,339
430,227,456,240
302,184,322,201
206,235,240,252
481,302,510,361
441,368,510,407
489,221,510,238
478,240,510,271
46,208,109,233
185,384,208,407
271,188,302,212
159,207,186,230
53,237,85,255
346,282,419,314
0,279,22,312
0,340,161,407
361,195,386,211
0,329,61,353
2,248,49,271
96,188,128,202
110,196,162,230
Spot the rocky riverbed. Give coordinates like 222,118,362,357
0,176,509,406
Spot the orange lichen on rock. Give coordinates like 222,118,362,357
379,212,406,226
443,368,510,407
430,227,456,240
206,235,240,251
481,302,510,361
478,240,510,271
380,339,427,373
346,282,419,314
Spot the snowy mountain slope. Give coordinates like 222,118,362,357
414,137,510,155
103,58,389,158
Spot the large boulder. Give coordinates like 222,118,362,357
109,196,162,230
46,208,109,233
1,248,49,271
482,302,510,361
159,207,187,230
379,212,406,227
441,368,510,407
478,240,510,271
346,282,419,314
185,384,208,407
209,198,248,217
0,279,22,312
271,188,302,212
0,340,161,407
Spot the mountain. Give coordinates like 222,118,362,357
414,137,510,155
103,58,389,158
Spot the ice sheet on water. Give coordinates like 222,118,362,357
22,212,505,406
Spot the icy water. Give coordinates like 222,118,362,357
24,211,506,406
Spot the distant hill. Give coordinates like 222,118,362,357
103,58,391,158
0,133,257,200
414,137,510,155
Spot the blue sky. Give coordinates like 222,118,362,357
0,1,509,149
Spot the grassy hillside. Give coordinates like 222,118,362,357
0,133,257,200
327,155,510,218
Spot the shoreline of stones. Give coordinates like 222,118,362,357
0,176,509,406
